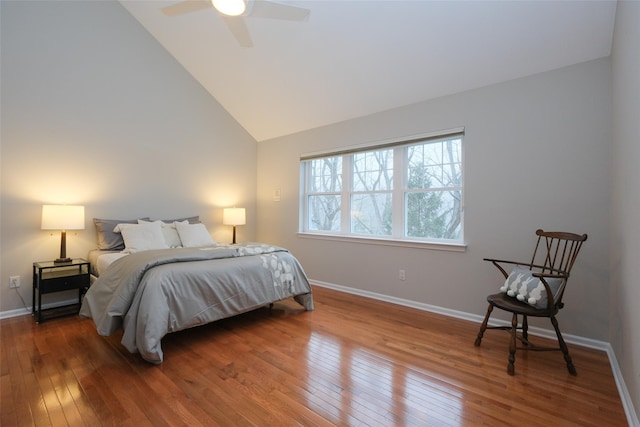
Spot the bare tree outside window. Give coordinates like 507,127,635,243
301,133,463,243
308,156,342,231
351,149,393,235
406,138,462,239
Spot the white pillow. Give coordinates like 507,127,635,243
138,219,187,248
115,221,169,253
176,222,215,247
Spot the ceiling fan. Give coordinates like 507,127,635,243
161,0,310,48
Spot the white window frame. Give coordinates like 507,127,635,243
299,128,466,251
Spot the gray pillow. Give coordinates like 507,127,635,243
93,217,150,250
500,266,564,309
159,216,200,224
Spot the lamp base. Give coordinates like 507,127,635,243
54,230,72,264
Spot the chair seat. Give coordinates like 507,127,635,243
487,293,558,317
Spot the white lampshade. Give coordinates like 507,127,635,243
41,205,85,230
212,0,246,16
223,207,246,226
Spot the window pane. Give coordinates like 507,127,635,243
406,190,461,239
352,150,393,191
351,193,392,235
308,195,341,231
309,157,342,192
407,138,461,189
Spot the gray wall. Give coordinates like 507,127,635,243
611,0,640,421
0,1,258,313
257,57,612,341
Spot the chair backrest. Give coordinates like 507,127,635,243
529,229,588,276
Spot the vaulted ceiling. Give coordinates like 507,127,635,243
120,0,617,141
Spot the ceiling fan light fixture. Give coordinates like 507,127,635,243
212,0,246,16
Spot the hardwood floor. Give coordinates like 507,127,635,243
1,286,627,426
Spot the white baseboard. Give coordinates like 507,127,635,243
0,298,78,320
311,280,639,427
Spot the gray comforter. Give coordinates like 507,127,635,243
80,243,313,363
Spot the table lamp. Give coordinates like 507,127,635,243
223,207,245,244
41,205,85,263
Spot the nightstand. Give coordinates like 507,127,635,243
32,258,90,323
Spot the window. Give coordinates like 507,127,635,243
300,129,464,244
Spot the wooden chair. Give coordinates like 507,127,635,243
474,229,588,375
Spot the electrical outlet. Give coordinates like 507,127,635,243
9,276,20,289
398,270,406,281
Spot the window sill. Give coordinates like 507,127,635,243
297,232,466,252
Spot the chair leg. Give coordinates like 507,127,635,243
522,315,529,345
508,313,518,375
550,315,577,375
474,303,494,346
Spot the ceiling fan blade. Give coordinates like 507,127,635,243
161,0,211,17
250,1,310,21
221,16,253,47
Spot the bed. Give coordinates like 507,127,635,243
79,218,313,364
